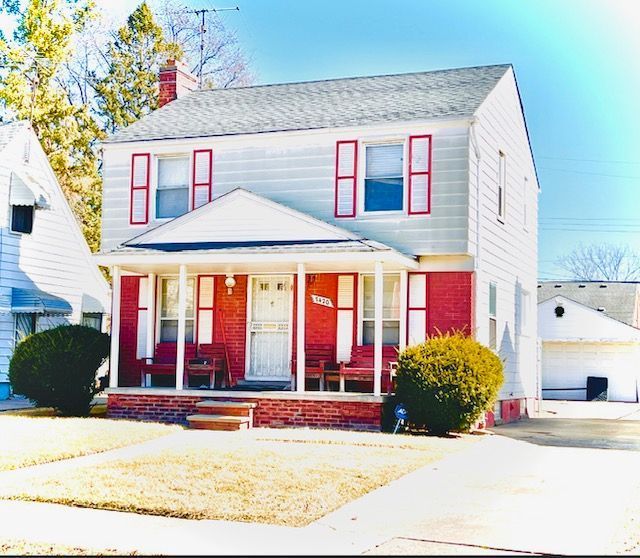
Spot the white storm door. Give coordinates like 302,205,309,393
247,276,292,380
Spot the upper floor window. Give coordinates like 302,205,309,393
363,144,404,212
11,205,34,234
156,156,189,219
497,151,506,221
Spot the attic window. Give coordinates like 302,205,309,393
11,205,34,234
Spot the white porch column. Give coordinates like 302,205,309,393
175,264,187,390
373,261,383,396
109,265,121,388
145,273,156,359
399,270,408,352
296,263,306,393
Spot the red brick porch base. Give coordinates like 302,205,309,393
107,389,385,431
482,398,530,428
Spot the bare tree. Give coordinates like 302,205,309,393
557,243,640,281
155,0,254,88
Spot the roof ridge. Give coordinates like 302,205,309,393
190,63,512,94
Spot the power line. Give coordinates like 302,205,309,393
539,167,640,180
538,156,640,165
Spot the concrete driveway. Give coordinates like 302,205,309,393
496,400,640,451
317,401,640,555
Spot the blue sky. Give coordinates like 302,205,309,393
5,0,640,279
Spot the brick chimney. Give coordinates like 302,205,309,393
158,59,197,108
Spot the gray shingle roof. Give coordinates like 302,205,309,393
538,281,640,328
105,64,510,144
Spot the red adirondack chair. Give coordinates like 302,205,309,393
326,345,399,393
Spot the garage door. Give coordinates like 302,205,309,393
542,342,640,402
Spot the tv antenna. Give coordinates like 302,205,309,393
180,6,240,89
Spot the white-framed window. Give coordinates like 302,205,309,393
159,277,195,342
520,289,530,333
362,143,404,213
361,273,401,345
82,312,103,331
14,313,37,346
497,151,506,221
155,155,190,219
489,282,497,350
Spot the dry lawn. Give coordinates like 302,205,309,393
0,539,130,556
0,428,475,526
0,415,179,471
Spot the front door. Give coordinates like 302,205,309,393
247,275,292,380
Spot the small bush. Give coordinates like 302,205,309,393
395,332,504,435
9,325,110,416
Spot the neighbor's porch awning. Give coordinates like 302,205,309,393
11,288,72,315
9,165,50,209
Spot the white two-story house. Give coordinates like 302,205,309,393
96,61,539,430
0,121,111,399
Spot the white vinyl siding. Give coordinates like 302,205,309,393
101,123,470,256
470,67,539,402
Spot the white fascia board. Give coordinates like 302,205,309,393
93,250,418,269
100,116,473,152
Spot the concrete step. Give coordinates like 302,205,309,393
187,414,251,431
195,400,257,417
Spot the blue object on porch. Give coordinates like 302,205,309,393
11,287,72,315
0,382,10,400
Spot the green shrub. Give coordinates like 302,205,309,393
395,332,504,435
9,325,110,416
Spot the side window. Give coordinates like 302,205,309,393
15,313,37,345
159,277,195,342
156,156,189,219
497,151,506,221
489,282,497,350
523,176,529,231
363,144,404,212
82,313,103,331
361,274,401,345
11,205,34,234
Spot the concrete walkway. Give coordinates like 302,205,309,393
1,424,639,554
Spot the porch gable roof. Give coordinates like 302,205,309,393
95,188,418,269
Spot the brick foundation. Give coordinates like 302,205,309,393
107,391,384,431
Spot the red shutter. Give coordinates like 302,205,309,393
334,140,358,217
192,149,213,209
408,135,432,215
130,153,150,224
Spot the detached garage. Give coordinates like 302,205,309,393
538,282,640,403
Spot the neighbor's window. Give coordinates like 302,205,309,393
523,176,529,230
364,144,404,212
489,282,497,350
11,205,34,234
15,313,37,345
362,274,401,345
159,277,195,342
156,156,189,219
82,312,103,331
497,151,506,221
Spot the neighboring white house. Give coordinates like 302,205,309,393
0,121,111,399
538,282,640,402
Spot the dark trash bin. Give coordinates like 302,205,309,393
586,376,608,401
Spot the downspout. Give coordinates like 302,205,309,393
469,117,482,338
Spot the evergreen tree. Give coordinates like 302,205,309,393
0,0,104,252
95,1,180,134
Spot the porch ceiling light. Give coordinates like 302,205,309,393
225,274,236,294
